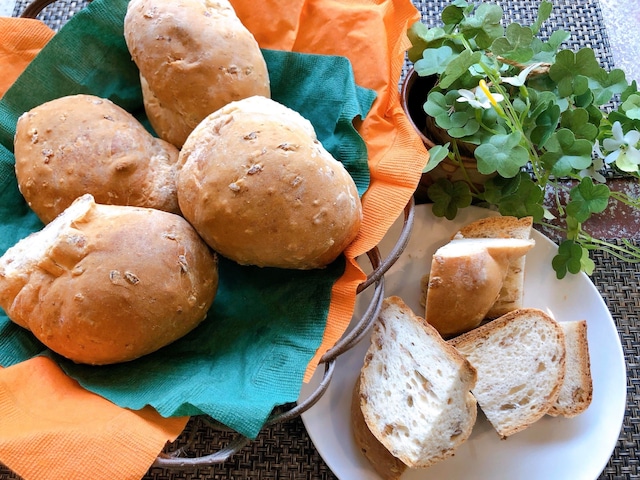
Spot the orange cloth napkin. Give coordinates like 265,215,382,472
231,0,428,378
0,17,55,98
0,0,429,478
0,357,187,480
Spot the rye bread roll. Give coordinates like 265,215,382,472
14,94,181,224
0,194,218,365
177,95,363,270
123,0,271,148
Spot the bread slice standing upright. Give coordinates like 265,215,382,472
449,308,566,438
548,320,593,417
453,216,533,318
356,296,478,471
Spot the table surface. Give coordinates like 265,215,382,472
2,1,640,479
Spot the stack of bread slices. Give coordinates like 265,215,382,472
352,216,593,479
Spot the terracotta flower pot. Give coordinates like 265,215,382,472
400,67,495,200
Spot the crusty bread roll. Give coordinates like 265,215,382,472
177,96,362,269
0,194,218,365
123,0,271,148
453,216,533,317
449,308,566,438
548,320,593,417
14,94,181,224
425,237,534,337
358,296,477,470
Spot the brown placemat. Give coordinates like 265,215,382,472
4,0,639,479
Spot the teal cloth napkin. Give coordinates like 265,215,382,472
0,0,376,438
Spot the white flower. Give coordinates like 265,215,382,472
579,156,606,183
501,62,544,87
457,83,504,110
602,121,640,172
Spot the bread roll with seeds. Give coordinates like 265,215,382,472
123,0,270,147
14,94,181,224
0,194,218,365
177,95,362,269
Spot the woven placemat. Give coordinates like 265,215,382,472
4,0,639,479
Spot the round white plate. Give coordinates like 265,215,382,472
300,204,626,480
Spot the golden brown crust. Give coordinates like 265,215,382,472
454,216,533,317
351,377,407,480
14,94,181,224
177,96,362,269
123,0,271,147
0,195,218,365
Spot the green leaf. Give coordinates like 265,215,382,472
439,50,482,89
621,94,640,120
540,129,594,176
414,45,455,77
530,101,560,147
559,108,598,141
552,240,585,279
459,3,504,49
482,173,545,221
532,0,553,34
423,144,451,173
589,68,629,106
549,48,602,97
441,3,467,26
490,23,534,63
566,177,610,223
428,179,473,220
474,132,530,177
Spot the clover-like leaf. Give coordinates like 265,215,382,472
490,23,534,63
482,173,545,221
621,93,640,121
459,3,504,49
589,68,629,106
474,132,530,177
439,50,483,89
560,108,598,141
414,45,455,77
566,177,610,223
549,48,602,97
540,128,594,177
552,240,586,279
423,144,451,173
530,101,560,147
531,0,553,34
428,178,473,220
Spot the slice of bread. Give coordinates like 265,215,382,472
449,308,566,438
357,296,477,469
453,216,533,318
424,237,534,337
548,320,593,417
351,377,407,480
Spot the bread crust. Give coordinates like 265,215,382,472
453,216,533,317
14,94,181,224
0,195,218,365
177,96,362,269
425,238,534,337
124,0,270,147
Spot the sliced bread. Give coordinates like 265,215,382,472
548,320,593,417
424,237,534,337
453,216,533,318
449,308,566,438
357,296,478,469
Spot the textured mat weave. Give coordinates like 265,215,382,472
5,0,640,479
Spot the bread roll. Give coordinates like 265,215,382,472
177,96,362,269
14,94,180,224
123,0,271,147
453,215,533,317
425,237,534,337
0,194,218,365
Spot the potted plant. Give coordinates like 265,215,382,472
402,0,640,278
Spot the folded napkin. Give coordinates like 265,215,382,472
0,17,55,98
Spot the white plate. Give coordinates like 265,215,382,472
301,204,626,480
